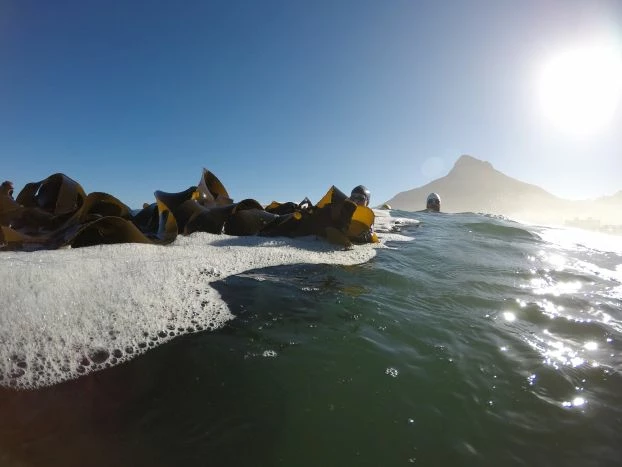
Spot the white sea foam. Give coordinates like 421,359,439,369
534,225,622,286
1,218,409,389
373,209,420,235
536,226,622,256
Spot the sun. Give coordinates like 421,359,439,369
538,44,622,136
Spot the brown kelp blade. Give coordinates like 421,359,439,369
180,201,236,235
316,185,348,209
15,173,86,215
0,204,64,239
154,187,198,212
0,193,22,226
262,198,314,237
324,226,352,249
265,201,303,216
223,199,272,236
155,199,178,243
68,200,177,248
196,168,234,206
70,216,159,248
1,190,143,250
2,175,78,234
347,205,377,242
2,170,377,250
0,225,53,251
131,201,177,239
131,203,159,234
223,209,275,236
257,211,304,237
154,187,235,235
154,187,198,231
311,186,357,235
77,192,133,222
310,186,376,243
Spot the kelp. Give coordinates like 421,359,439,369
0,169,377,251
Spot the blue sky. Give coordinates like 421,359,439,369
2,0,621,208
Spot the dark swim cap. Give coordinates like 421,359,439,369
426,192,441,209
351,185,371,205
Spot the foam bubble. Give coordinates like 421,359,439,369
373,209,420,237
1,233,385,389
1,212,415,389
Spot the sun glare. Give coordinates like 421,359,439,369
538,44,622,136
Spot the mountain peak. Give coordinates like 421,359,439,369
451,154,494,172
385,153,555,214
384,154,622,229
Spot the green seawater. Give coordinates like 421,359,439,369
1,211,621,467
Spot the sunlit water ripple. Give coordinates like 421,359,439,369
1,210,621,467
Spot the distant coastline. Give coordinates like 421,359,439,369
385,155,622,232
564,218,622,236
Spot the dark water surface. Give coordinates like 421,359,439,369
1,212,621,466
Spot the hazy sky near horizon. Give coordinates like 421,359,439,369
2,0,621,208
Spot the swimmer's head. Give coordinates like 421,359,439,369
426,192,441,212
350,185,371,207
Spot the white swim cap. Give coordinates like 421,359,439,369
426,192,441,204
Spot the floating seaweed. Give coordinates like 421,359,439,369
0,169,377,251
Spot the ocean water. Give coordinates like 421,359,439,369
1,210,621,467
